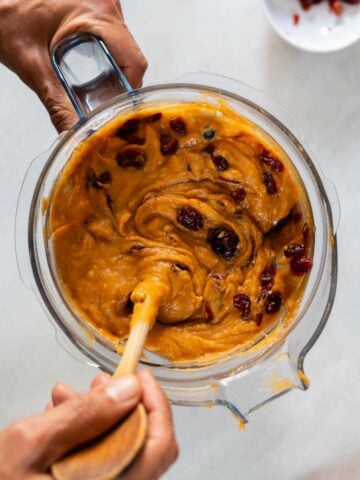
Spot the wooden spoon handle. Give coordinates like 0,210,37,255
114,279,166,377
52,281,167,480
114,322,150,377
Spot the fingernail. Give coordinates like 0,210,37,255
105,375,139,402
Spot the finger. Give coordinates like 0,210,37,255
51,382,77,407
139,369,174,431
100,23,148,89
47,375,110,411
90,372,111,390
35,375,141,468
46,374,110,412
30,476,51,480
51,8,147,91
122,370,178,480
44,15,146,129
19,47,78,132
36,63,79,132
31,66,78,132
63,7,148,89
42,79,79,132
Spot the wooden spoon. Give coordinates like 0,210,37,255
52,280,167,480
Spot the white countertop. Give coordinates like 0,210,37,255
0,1,359,478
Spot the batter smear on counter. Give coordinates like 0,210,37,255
49,102,313,362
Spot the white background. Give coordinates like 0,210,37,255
0,1,359,479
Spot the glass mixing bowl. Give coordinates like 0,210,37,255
16,33,338,423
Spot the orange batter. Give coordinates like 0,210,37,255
49,101,313,362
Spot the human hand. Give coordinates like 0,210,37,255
0,370,178,479
0,0,147,132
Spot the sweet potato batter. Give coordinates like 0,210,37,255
49,101,313,362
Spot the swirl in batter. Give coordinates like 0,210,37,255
49,102,313,362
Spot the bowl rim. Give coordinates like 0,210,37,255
26,81,338,382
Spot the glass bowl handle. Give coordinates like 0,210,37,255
51,32,133,120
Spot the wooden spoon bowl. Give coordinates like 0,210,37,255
52,319,154,480
52,403,147,480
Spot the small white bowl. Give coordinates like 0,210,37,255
262,0,360,52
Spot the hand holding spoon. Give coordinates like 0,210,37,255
52,280,168,480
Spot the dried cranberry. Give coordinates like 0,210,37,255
284,243,306,258
302,223,310,243
270,207,303,234
142,112,162,123
87,170,112,189
293,13,300,25
331,0,343,14
116,146,146,169
160,134,179,155
204,301,214,321
300,0,332,8
300,0,316,9
127,135,146,145
290,256,313,275
177,206,204,232
270,210,293,233
231,188,246,204
174,263,189,271
203,143,216,155
263,172,278,194
207,227,239,260
261,263,276,291
266,291,283,315
293,210,303,223
260,151,284,173
116,118,140,140
204,143,230,170
96,171,111,185
212,155,229,172
300,0,312,9
125,295,134,315
233,294,251,318
170,117,187,136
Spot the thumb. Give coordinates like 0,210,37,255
37,375,141,467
